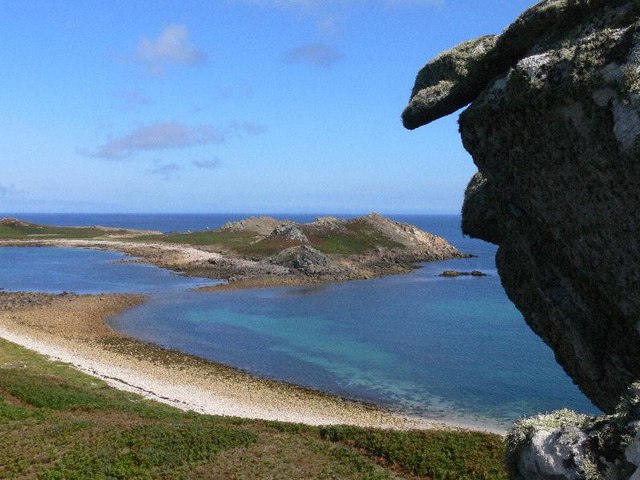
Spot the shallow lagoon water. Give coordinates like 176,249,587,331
0,246,213,294
0,214,601,428
112,263,598,428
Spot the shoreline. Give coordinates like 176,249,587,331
0,291,505,434
0,225,469,290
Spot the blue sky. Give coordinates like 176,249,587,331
1,0,534,214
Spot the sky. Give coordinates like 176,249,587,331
1,0,535,214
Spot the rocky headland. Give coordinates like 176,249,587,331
404,0,640,477
0,213,467,288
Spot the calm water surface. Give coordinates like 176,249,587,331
0,213,600,428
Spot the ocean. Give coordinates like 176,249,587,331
0,213,600,428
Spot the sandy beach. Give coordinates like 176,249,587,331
0,291,501,433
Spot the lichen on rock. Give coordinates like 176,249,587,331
405,0,640,415
505,385,640,479
404,0,640,477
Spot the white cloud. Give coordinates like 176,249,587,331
284,44,344,67
88,123,226,159
85,121,267,160
133,24,206,75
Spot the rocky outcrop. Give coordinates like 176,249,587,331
405,0,640,414
220,216,283,236
355,212,463,257
505,384,640,479
404,0,640,476
266,246,334,276
269,224,309,243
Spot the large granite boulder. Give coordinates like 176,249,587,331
404,0,640,477
505,384,640,479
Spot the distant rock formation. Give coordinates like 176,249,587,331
217,213,467,281
404,0,640,477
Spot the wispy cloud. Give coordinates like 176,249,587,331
132,24,206,75
114,89,153,110
85,121,266,160
192,159,220,170
87,123,226,159
284,44,343,67
149,161,182,180
0,183,23,198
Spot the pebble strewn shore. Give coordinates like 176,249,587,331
0,292,494,432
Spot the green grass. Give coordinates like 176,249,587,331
0,338,507,479
0,220,128,240
136,230,301,258
1,218,407,259
308,220,404,255
320,426,507,479
145,220,405,257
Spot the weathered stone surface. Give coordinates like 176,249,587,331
405,0,640,415
402,0,635,130
266,245,333,276
461,172,501,245
506,384,640,479
402,35,498,129
405,0,640,476
220,216,283,236
270,223,309,243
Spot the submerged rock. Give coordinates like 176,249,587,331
439,270,486,277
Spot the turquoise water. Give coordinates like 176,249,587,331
0,247,214,293
0,214,601,428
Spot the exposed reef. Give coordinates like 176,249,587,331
404,0,640,477
439,270,487,278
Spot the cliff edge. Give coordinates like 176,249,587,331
404,0,640,477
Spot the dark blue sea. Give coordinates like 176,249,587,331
0,213,600,428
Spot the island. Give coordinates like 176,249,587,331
0,215,506,478
0,213,468,288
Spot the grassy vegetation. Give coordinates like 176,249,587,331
139,219,405,258
144,230,302,258
308,220,403,255
0,217,407,259
0,220,127,240
0,338,508,479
